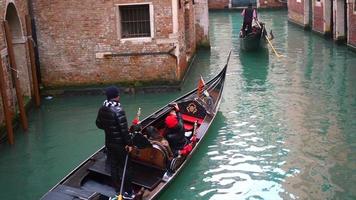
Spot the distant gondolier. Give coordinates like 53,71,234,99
96,86,135,200
241,3,258,35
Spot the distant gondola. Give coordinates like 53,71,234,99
240,21,268,51
41,51,231,200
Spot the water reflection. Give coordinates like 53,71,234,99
240,48,269,90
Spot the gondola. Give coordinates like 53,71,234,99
41,51,231,200
239,21,268,51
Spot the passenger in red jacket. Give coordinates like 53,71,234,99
164,103,188,156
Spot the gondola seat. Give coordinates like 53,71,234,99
181,114,203,131
42,184,100,200
88,150,165,190
130,144,169,170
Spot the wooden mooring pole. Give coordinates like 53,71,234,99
25,15,40,107
0,56,14,144
3,20,28,131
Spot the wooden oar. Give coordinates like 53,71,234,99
255,20,282,58
117,107,141,200
117,154,129,200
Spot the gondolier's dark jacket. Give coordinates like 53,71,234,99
96,100,131,149
244,8,254,23
165,112,187,154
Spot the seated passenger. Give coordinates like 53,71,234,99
129,122,151,149
164,103,188,156
146,126,174,158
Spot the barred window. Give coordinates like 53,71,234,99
119,4,151,38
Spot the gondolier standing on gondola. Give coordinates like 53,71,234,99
96,86,135,200
241,3,258,36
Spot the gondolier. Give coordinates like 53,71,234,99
241,3,258,36
95,86,135,200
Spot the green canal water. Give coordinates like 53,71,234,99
0,10,355,200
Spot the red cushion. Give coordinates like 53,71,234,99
181,114,203,124
184,124,194,131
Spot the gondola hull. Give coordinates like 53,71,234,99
240,34,267,51
41,52,231,200
239,22,267,51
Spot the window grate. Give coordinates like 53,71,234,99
120,5,151,38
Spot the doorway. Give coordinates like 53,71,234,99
232,0,257,7
5,3,31,97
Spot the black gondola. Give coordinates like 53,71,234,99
41,51,231,200
239,21,268,51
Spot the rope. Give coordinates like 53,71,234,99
27,36,37,47
8,66,20,78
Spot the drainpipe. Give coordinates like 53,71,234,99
27,0,41,84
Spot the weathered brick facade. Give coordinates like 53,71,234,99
288,0,306,27
313,2,324,33
31,0,202,87
348,1,356,48
289,0,355,47
195,0,210,46
208,0,229,9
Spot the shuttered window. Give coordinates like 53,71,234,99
119,4,151,38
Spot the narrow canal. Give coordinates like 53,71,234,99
0,10,355,200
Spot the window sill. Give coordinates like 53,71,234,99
120,37,152,43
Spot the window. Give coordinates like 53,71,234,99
119,4,151,39
354,0,356,12
296,0,301,3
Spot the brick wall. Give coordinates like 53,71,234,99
313,2,324,33
208,0,229,9
288,0,305,26
32,0,191,87
348,3,356,47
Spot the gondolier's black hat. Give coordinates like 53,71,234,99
105,86,120,100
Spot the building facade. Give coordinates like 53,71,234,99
288,0,356,49
31,0,207,88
